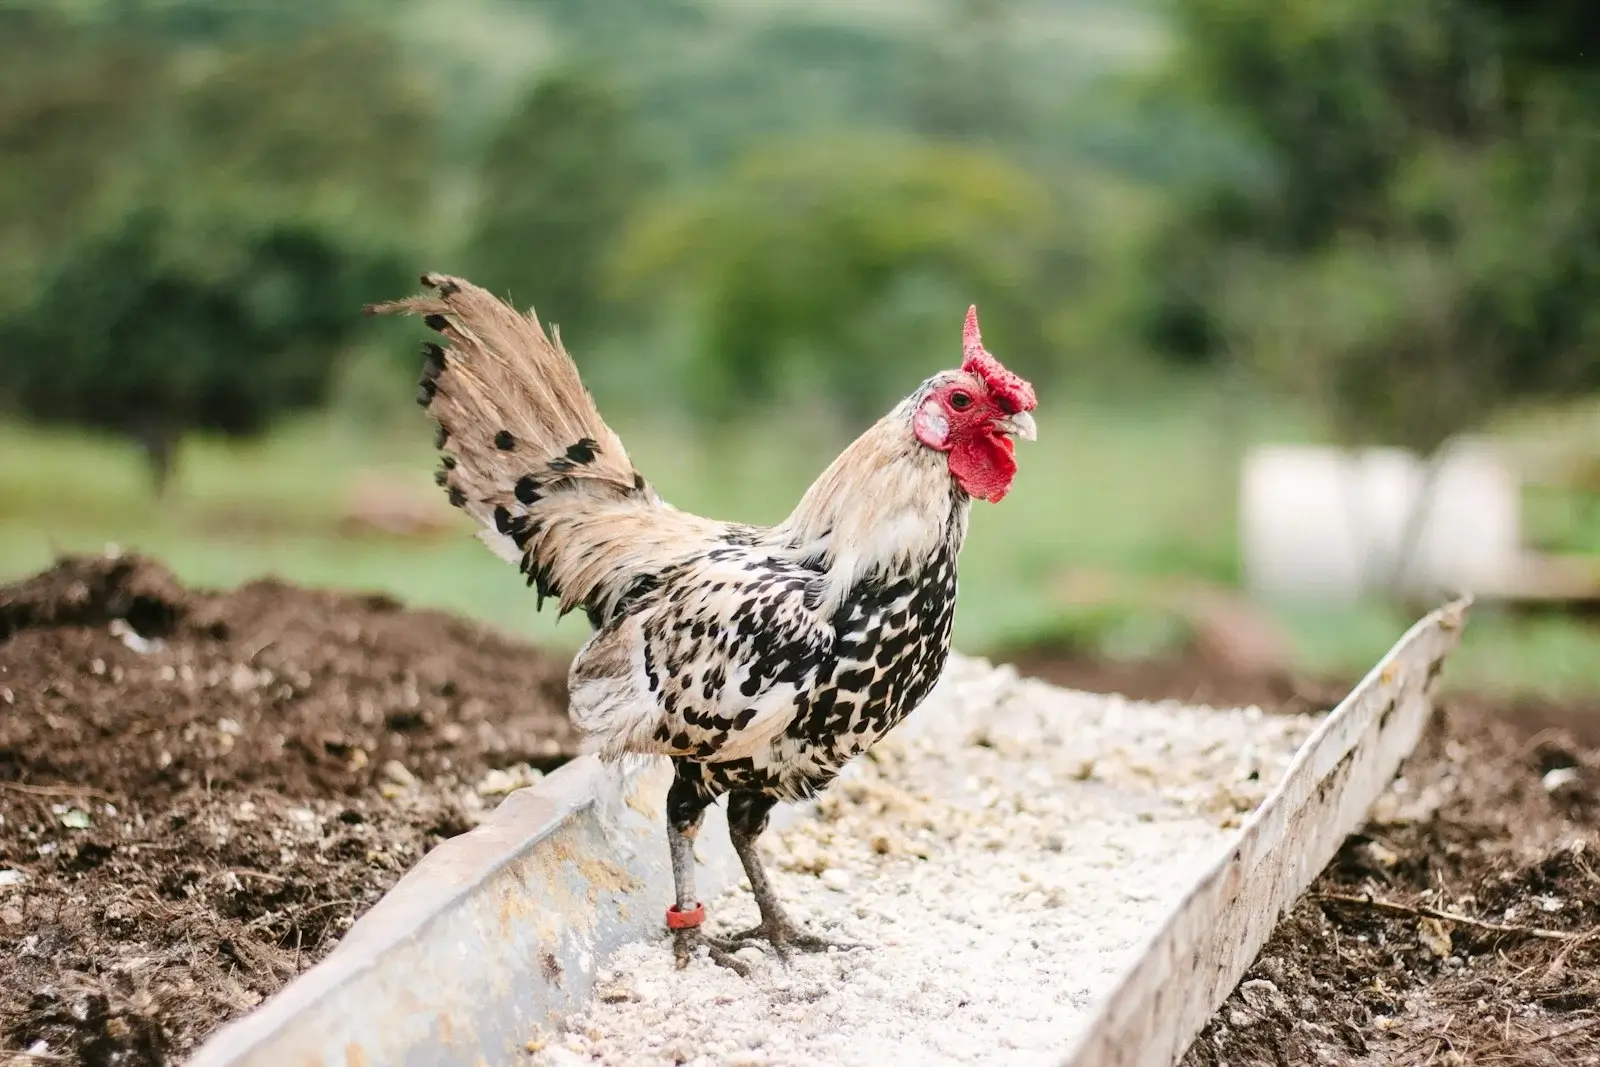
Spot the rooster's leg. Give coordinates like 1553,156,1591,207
666,765,749,976
721,789,855,960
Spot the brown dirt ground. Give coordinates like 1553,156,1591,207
0,554,577,1066
5,558,1598,1066
1183,692,1600,1067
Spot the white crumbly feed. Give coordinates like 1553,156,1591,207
529,656,1317,1067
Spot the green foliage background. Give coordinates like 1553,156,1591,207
0,0,1596,690
6,0,1591,459
1150,0,1599,451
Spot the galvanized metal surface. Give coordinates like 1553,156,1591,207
1056,597,1471,1067
184,752,796,1067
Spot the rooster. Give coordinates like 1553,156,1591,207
366,275,1036,974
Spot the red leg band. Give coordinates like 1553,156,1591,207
666,903,705,929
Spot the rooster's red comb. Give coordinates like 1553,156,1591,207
961,305,1036,415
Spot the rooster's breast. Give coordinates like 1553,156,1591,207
700,536,960,801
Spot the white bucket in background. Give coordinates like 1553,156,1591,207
1240,442,1521,602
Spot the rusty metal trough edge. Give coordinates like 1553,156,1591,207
184,746,806,1067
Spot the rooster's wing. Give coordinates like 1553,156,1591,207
567,545,835,764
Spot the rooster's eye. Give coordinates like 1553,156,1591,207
949,391,973,411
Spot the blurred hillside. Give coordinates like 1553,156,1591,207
1,0,1596,696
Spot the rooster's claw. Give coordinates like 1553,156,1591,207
673,928,751,977
715,919,857,963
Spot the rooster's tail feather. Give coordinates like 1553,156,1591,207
365,274,654,616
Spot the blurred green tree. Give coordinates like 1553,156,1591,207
8,210,408,493
168,24,440,236
1147,0,1600,453
0,15,438,273
0,11,169,318
613,134,1055,423
903,0,1024,146
93,0,379,44
0,19,433,492
465,69,653,342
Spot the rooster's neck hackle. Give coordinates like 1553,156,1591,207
772,388,969,614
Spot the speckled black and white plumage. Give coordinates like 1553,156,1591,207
663,505,965,807
369,273,1034,969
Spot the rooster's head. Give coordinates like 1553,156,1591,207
910,306,1037,504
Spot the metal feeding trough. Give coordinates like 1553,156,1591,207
186,600,1470,1067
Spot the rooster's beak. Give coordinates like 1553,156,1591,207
996,411,1036,441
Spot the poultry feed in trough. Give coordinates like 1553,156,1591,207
526,658,1316,1067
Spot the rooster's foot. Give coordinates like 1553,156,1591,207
715,918,857,963
673,927,750,977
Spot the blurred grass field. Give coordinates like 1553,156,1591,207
5,384,1598,700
